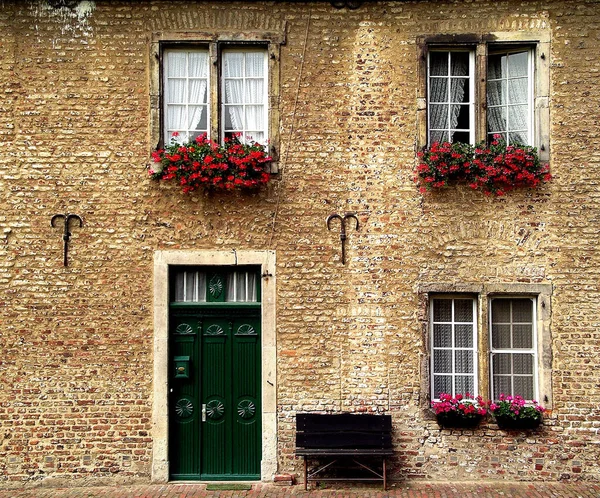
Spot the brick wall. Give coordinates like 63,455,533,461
0,0,599,487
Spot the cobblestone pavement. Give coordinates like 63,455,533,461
0,482,599,498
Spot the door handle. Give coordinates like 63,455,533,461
202,404,207,422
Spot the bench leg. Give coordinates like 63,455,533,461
383,457,387,491
304,455,308,491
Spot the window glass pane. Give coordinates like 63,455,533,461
429,104,449,131
188,52,209,78
492,324,511,349
245,52,265,77
433,324,452,347
514,376,534,400
434,349,452,373
508,131,528,145
429,78,448,103
430,130,448,143
226,271,258,302
454,299,473,322
167,79,185,104
433,375,452,399
513,324,533,348
508,78,528,105
493,375,512,399
429,52,448,76
455,350,473,374
451,131,470,143
487,54,505,80
493,353,512,374
450,52,469,76
223,52,244,77
224,79,244,105
433,299,452,322
450,79,469,103
455,324,473,348
188,106,207,130
245,79,264,103
508,105,529,133
508,51,529,78
167,105,185,130
512,299,533,322
452,104,470,130
513,353,533,374
189,80,208,104
175,272,185,302
487,107,506,134
174,271,206,302
492,300,511,322
245,105,265,130
167,52,187,77
455,376,474,396
487,80,505,106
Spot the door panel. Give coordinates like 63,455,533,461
169,308,261,480
170,317,200,478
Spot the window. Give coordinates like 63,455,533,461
490,298,537,400
427,51,474,145
172,268,259,303
150,30,283,169
427,47,533,146
422,283,552,405
431,297,477,400
163,46,268,145
418,33,550,159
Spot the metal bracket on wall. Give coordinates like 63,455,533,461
326,213,359,265
51,213,83,267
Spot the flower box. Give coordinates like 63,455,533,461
494,415,542,431
432,393,487,429
436,412,483,429
489,394,545,431
415,136,551,196
149,133,271,193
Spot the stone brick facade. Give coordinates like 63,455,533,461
0,0,599,488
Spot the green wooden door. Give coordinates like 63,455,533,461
169,268,261,480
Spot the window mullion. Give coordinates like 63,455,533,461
476,42,487,144
209,42,219,141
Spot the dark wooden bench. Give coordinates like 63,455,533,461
295,413,393,490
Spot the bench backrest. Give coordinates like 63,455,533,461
296,413,392,449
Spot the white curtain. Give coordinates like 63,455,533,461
165,50,208,142
226,272,257,302
174,271,207,302
223,51,266,143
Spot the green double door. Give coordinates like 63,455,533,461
169,269,261,480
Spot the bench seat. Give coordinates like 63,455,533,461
295,413,393,490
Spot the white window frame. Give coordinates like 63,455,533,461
221,48,269,145
486,47,534,146
427,50,475,145
489,296,538,402
162,48,211,144
430,296,478,401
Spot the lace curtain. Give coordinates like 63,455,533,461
487,51,530,145
226,272,258,302
164,50,209,142
429,51,470,144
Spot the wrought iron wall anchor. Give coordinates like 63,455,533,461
51,213,83,267
326,213,359,265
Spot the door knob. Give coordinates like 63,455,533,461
202,403,207,422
